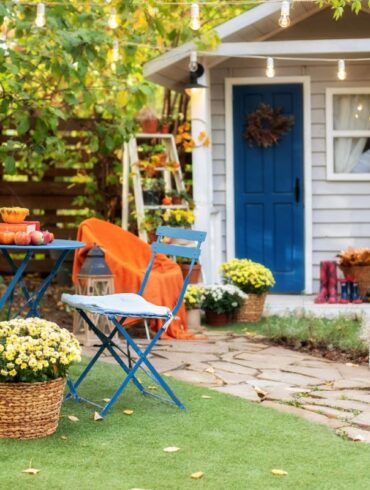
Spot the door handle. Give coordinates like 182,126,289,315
295,177,300,204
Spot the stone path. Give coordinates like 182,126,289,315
84,330,370,443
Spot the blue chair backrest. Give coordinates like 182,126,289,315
139,226,207,315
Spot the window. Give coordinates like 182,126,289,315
326,88,370,181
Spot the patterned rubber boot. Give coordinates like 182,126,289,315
351,281,363,304
339,279,350,304
315,261,328,303
327,261,338,304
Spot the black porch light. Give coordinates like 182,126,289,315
184,51,207,96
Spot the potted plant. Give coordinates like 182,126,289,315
168,190,183,205
160,116,174,134
140,211,163,243
0,317,81,439
162,208,195,228
184,285,205,330
201,285,246,326
142,177,164,205
220,259,275,322
178,257,202,284
136,107,159,134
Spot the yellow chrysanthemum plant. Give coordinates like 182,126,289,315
162,209,195,228
184,285,205,310
0,318,81,383
220,259,275,295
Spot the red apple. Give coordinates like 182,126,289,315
30,230,45,245
14,231,31,246
49,232,54,242
42,230,52,244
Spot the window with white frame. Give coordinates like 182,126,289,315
326,88,370,180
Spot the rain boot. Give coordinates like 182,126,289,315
315,261,328,303
351,280,363,304
327,261,338,304
339,279,350,304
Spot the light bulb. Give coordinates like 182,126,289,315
112,39,120,62
189,51,198,72
35,3,46,28
279,1,290,28
357,103,363,111
265,57,275,78
190,3,200,30
108,8,118,29
337,59,346,80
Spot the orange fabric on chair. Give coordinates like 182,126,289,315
72,218,194,339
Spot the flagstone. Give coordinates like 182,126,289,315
208,361,259,377
298,396,370,413
332,379,370,390
340,426,370,443
302,404,355,420
168,369,218,385
213,383,261,402
257,369,320,386
281,365,343,381
211,369,257,385
351,412,370,428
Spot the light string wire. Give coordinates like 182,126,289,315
1,0,322,6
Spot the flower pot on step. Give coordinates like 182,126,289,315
186,308,201,329
180,262,201,284
204,310,231,327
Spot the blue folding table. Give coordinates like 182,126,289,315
0,239,85,320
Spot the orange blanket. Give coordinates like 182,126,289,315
72,218,194,339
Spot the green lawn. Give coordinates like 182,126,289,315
206,315,368,358
2,360,370,489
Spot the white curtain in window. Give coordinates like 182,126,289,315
333,95,370,173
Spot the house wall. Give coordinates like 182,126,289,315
210,60,370,292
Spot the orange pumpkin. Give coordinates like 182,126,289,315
0,231,15,245
162,196,172,205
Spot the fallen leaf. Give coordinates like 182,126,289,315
245,331,257,337
60,435,67,441
191,471,204,480
148,385,158,391
345,362,359,368
123,409,134,416
94,411,104,421
205,367,215,374
163,446,180,453
163,373,172,377
254,386,268,399
102,398,111,403
201,395,212,399
271,469,288,476
68,415,79,422
22,468,40,475
353,435,365,442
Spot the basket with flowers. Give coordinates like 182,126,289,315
337,247,370,296
201,284,246,326
220,259,275,322
0,318,81,439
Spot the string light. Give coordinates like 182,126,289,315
189,50,198,72
112,39,120,61
35,3,46,28
337,59,346,80
190,3,200,30
108,7,118,29
279,0,290,28
265,57,275,78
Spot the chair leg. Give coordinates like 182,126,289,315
143,320,151,340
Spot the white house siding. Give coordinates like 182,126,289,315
210,60,370,292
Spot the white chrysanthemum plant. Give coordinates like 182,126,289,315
200,284,247,315
0,318,81,383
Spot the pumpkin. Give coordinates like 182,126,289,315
162,196,172,205
0,231,15,245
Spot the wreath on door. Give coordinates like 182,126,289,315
244,103,294,148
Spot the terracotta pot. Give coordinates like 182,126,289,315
171,196,183,205
147,231,157,243
205,310,231,327
160,123,171,134
141,119,158,133
180,262,201,284
186,308,201,329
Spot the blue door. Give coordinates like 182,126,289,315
233,84,304,293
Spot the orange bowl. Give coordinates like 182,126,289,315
0,207,30,224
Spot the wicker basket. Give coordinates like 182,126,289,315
339,265,370,297
0,377,66,439
235,293,267,322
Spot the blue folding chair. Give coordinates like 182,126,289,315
62,226,207,416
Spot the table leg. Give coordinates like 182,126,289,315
27,249,70,318
0,250,33,319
